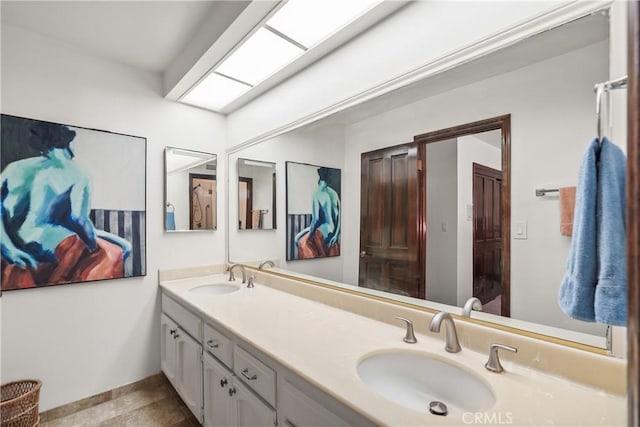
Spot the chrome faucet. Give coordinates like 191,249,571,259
227,264,247,284
485,343,518,373
462,297,482,317
394,316,417,344
258,260,275,269
428,312,461,353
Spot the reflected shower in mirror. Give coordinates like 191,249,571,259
228,12,612,348
164,147,217,232
237,158,277,230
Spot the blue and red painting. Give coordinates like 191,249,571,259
286,161,341,261
1,114,146,291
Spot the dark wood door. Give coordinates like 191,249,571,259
472,163,506,315
359,143,424,298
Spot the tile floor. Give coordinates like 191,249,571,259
39,374,200,427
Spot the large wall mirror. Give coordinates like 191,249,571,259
228,10,614,349
165,147,217,232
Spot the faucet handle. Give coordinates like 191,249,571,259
394,316,417,344
247,275,255,288
485,343,518,373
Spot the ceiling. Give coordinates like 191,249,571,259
1,0,405,114
0,1,228,73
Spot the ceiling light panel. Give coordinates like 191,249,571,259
216,27,304,86
266,0,383,48
182,73,251,111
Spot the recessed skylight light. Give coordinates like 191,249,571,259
181,72,251,111
216,27,304,86
266,0,383,48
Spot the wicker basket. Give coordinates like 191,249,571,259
0,380,42,427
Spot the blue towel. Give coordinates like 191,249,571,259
558,138,627,326
166,211,176,231
594,138,627,325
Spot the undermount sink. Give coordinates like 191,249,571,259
189,283,240,295
357,351,495,415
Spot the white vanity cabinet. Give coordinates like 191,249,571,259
161,290,372,427
161,296,203,423
204,353,276,427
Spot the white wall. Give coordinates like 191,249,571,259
1,25,227,411
228,124,346,281
425,140,458,306
226,1,567,146
341,41,608,336
456,135,501,306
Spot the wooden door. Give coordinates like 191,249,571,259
472,163,507,315
359,143,424,298
238,177,253,229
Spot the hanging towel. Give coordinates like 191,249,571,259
166,211,176,231
558,139,599,322
558,138,627,326
594,138,627,326
559,186,576,236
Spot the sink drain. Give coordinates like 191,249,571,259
429,401,448,416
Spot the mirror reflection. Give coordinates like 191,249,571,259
237,158,277,230
228,12,611,347
165,147,217,231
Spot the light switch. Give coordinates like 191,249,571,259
466,204,473,221
514,220,528,239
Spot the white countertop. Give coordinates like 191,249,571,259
160,273,625,426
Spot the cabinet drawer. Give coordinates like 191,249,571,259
204,323,233,368
162,293,202,343
280,381,349,427
233,346,276,407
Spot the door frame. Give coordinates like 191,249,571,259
414,114,511,311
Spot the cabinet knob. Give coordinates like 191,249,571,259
207,340,220,349
220,378,228,388
169,329,176,335
173,333,180,339
228,387,236,397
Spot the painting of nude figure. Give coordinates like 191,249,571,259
1,114,146,291
286,161,340,261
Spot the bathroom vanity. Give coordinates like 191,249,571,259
159,267,625,426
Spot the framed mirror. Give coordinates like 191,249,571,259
237,158,277,230
164,147,217,232
227,9,616,350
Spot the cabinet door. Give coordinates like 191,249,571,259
232,381,276,427
176,329,203,422
280,381,349,427
160,313,178,385
203,354,233,427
